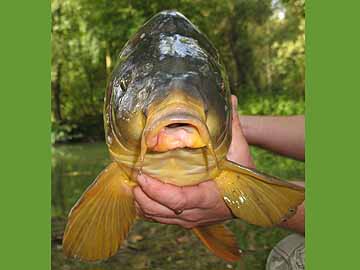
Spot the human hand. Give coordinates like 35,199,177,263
133,95,255,228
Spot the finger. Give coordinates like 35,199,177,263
135,183,231,224
136,197,230,223
134,201,143,216
149,211,230,229
228,95,255,167
148,215,196,229
134,201,148,220
230,95,247,146
137,175,219,211
133,186,177,218
179,207,231,223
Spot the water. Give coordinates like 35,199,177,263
52,142,110,217
51,142,304,270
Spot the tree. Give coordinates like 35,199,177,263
51,0,305,142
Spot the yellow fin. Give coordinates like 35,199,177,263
62,162,136,261
192,224,241,262
215,160,305,227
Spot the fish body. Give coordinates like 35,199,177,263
63,11,304,262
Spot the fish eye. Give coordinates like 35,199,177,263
120,79,128,91
118,72,131,92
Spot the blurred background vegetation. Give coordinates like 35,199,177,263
51,0,305,269
51,0,304,143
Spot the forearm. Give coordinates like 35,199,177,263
240,115,305,161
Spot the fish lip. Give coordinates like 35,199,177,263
143,111,210,150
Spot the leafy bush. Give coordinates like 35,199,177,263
238,93,304,115
51,122,84,144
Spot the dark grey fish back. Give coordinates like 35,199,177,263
120,10,219,61
108,10,229,116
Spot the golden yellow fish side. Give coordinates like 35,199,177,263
107,123,231,186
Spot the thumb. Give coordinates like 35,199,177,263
228,95,255,168
230,95,246,145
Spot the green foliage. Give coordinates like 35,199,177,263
51,0,305,143
51,122,82,144
238,93,305,115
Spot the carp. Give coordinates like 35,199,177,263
63,10,304,262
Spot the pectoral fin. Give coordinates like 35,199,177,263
192,224,241,262
215,160,305,227
62,162,137,261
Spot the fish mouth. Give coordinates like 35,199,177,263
138,102,219,168
145,112,209,152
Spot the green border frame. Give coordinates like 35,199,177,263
1,1,360,269
0,1,51,270
306,1,360,269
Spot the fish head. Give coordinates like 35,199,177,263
104,11,232,184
